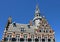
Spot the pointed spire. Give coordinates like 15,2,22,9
35,4,40,17
6,16,12,29
8,16,12,24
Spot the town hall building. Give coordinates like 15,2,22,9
2,4,55,42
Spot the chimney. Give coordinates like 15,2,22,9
29,20,33,26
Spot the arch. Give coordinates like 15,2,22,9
20,38,24,41
4,38,8,41
42,39,45,42
12,38,16,41
48,39,51,41
28,38,32,41
35,38,39,42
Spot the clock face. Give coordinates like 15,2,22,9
35,19,40,26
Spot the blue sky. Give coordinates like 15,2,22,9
0,0,60,42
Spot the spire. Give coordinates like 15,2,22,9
33,4,42,21
8,16,12,24
33,3,42,27
6,16,12,30
35,4,40,17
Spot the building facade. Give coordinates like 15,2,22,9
2,4,55,42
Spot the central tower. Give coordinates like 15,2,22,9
33,4,42,29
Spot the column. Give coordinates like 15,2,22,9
51,39,53,42
47,36,48,42
24,38,26,42
39,37,40,42
8,38,9,42
41,35,42,42
32,38,34,42
45,37,48,42
7,35,10,42
16,37,17,42
45,38,47,42
26,39,28,42
34,38,35,42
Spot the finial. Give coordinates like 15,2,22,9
35,4,40,17
8,16,12,24
29,20,33,26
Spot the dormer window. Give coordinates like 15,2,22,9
13,22,16,27
46,30,48,33
39,30,41,32
21,28,25,32
40,18,42,20
44,30,45,33
37,15,38,16
27,25,30,28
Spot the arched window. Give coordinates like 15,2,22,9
28,38,32,42
20,38,24,42
46,29,49,33
39,30,41,32
38,37,41,41
48,39,51,42
46,30,48,33
12,38,16,41
44,30,45,33
35,38,39,42
42,39,45,42
4,38,8,41
7,34,12,41
24,34,27,39
16,34,20,41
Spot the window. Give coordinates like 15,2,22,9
35,38,39,42
24,34,27,39
44,30,45,32
28,38,32,42
39,30,41,32
16,34,20,41
50,30,52,33
28,25,30,28
4,38,8,41
46,29,49,33
39,28,44,32
42,25,44,26
7,35,9,37
48,39,51,42
21,28,25,32
37,15,38,16
9,35,12,40
53,39,55,42
12,38,16,41
20,38,24,42
10,35,12,37
46,30,48,33
7,34,12,41
31,35,34,39
40,18,42,20
13,23,16,27
42,39,45,42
